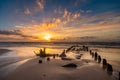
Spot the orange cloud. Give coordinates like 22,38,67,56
2,10,119,42
73,13,80,19
15,11,119,42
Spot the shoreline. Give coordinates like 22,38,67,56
0,42,120,49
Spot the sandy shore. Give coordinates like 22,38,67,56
0,49,12,55
4,52,112,80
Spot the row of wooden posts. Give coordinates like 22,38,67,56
67,45,120,80
89,50,113,74
65,45,120,80
89,49,120,80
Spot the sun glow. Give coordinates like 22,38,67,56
44,34,51,41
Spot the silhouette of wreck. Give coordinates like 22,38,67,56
34,48,58,57
59,49,66,57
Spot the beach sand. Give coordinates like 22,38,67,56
4,52,112,80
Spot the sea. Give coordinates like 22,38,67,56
0,42,120,79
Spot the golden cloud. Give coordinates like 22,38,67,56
7,10,120,42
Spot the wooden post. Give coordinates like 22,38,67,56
39,60,42,63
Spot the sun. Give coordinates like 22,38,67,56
44,34,51,41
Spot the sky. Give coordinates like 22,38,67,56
0,0,120,42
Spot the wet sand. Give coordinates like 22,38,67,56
0,49,12,55
4,52,112,80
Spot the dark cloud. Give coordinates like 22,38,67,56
56,36,98,42
0,30,21,35
0,30,38,39
63,36,98,40
80,36,98,39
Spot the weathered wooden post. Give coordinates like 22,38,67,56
98,55,101,63
39,60,42,63
90,50,92,55
102,58,107,69
94,52,98,61
47,57,50,61
107,63,113,75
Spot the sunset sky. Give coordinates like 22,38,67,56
0,0,120,42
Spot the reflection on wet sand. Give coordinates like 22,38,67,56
0,58,32,79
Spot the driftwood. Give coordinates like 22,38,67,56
34,49,58,58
